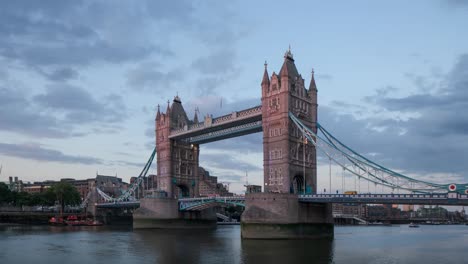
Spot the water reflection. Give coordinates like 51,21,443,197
131,226,334,264
241,237,334,264
132,228,240,264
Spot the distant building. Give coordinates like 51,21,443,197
245,185,262,194
198,167,233,197
7,176,23,192
332,203,367,218
402,204,414,212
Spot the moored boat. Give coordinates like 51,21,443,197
49,216,66,226
409,223,420,228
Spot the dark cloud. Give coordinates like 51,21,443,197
0,142,102,165
0,1,185,81
0,84,127,138
319,54,468,179
126,63,182,92
37,67,79,82
192,50,237,75
200,152,262,173
33,84,127,125
0,86,69,138
444,0,468,8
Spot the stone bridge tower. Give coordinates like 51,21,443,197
261,49,318,194
155,96,200,198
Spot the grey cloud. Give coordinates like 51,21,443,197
0,86,69,138
0,142,102,165
0,84,127,138
0,1,184,81
200,153,262,173
39,67,79,82
318,54,468,180
112,160,146,168
444,0,468,8
192,50,237,75
33,84,127,125
126,63,183,92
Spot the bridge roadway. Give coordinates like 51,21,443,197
96,193,468,209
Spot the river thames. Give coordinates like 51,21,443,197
0,224,467,264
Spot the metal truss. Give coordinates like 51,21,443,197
289,112,468,194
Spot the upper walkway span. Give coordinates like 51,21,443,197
168,105,262,144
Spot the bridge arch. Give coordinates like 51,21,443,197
176,184,190,198
292,174,304,194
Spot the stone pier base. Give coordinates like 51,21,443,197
133,197,216,229
241,193,334,239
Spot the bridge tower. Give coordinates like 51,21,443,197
241,50,333,239
155,96,200,198
261,49,317,194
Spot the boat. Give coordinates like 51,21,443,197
409,223,420,228
49,216,66,226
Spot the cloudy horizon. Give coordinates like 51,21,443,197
1,0,468,194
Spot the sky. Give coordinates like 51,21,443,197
1,0,468,194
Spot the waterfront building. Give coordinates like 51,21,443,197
198,167,233,197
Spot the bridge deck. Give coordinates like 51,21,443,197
298,193,468,206
96,193,468,208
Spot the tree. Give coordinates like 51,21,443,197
0,182,12,204
48,182,81,212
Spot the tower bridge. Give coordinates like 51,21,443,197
93,49,468,239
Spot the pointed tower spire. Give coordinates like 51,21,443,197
279,46,298,78
166,99,171,113
193,107,199,123
309,68,317,91
261,60,270,86
156,104,161,120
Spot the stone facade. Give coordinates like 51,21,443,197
198,167,232,197
261,49,318,194
155,96,200,198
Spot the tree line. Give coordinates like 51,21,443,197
0,182,81,210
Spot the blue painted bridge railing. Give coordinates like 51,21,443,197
178,196,246,211
298,193,468,206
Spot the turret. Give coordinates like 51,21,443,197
193,107,199,123
278,47,300,91
156,104,161,121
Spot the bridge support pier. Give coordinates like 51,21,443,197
241,193,334,239
133,197,217,229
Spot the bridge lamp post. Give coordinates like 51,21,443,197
303,136,307,194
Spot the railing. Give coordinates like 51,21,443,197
169,105,262,138
179,196,246,210
299,193,468,205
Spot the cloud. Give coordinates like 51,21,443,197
34,84,127,125
200,152,262,173
0,142,102,164
0,86,69,138
0,1,186,81
0,84,127,138
126,63,183,92
319,54,468,180
192,50,237,75
36,67,79,82
444,0,468,8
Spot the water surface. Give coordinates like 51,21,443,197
0,224,466,264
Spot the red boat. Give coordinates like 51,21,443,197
49,215,103,226
65,215,87,226
49,216,66,226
